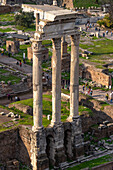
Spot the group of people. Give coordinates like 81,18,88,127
82,84,93,96
105,92,113,103
7,94,20,102
16,53,26,67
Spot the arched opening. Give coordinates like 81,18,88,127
64,130,72,160
8,45,11,53
46,135,55,167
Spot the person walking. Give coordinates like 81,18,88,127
106,93,109,101
19,60,22,67
90,89,93,96
23,53,26,64
110,92,113,103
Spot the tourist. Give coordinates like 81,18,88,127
103,32,105,37
105,93,109,101
83,85,85,92
23,53,26,64
85,83,88,90
110,92,113,103
7,93,10,100
8,52,10,57
17,97,20,101
109,85,112,90
15,96,18,101
106,30,108,35
90,89,93,96
19,60,22,67
10,95,13,101
16,61,19,65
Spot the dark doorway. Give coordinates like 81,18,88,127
8,45,11,53
64,130,72,159
46,135,55,167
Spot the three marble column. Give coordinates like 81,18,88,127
32,34,80,130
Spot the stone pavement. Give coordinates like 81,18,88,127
0,54,32,76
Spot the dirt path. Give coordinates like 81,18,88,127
0,92,33,105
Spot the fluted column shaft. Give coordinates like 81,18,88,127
51,38,61,126
69,34,80,121
32,40,43,131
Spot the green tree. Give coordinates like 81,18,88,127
15,11,35,28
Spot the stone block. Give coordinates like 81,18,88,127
82,54,87,57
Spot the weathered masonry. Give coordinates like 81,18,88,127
31,5,84,170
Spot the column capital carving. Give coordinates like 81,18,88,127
71,34,80,46
52,37,61,50
32,40,42,54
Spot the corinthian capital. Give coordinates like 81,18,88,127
71,34,80,46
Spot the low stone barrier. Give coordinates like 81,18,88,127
8,103,33,115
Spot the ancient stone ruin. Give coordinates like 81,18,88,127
6,40,20,54
30,5,84,170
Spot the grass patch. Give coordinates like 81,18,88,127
79,105,93,116
73,0,100,8
0,28,13,32
0,70,21,84
67,154,113,170
0,13,15,22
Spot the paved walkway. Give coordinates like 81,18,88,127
79,85,113,105
0,54,32,76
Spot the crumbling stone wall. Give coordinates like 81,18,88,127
6,40,20,54
8,103,33,115
0,127,32,167
0,128,18,163
80,65,111,88
17,126,31,166
0,5,21,14
0,0,22,5
27,46,49,61
62,0,74,8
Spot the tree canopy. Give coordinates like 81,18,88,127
14,11,35,28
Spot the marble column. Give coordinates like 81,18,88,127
68,34,80,121
32,40,43,131
51,38,61,126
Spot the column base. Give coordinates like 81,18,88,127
35,157,49,170
67,115,80,122
32,125,44,132
31,128,49,170
50,121,62,127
